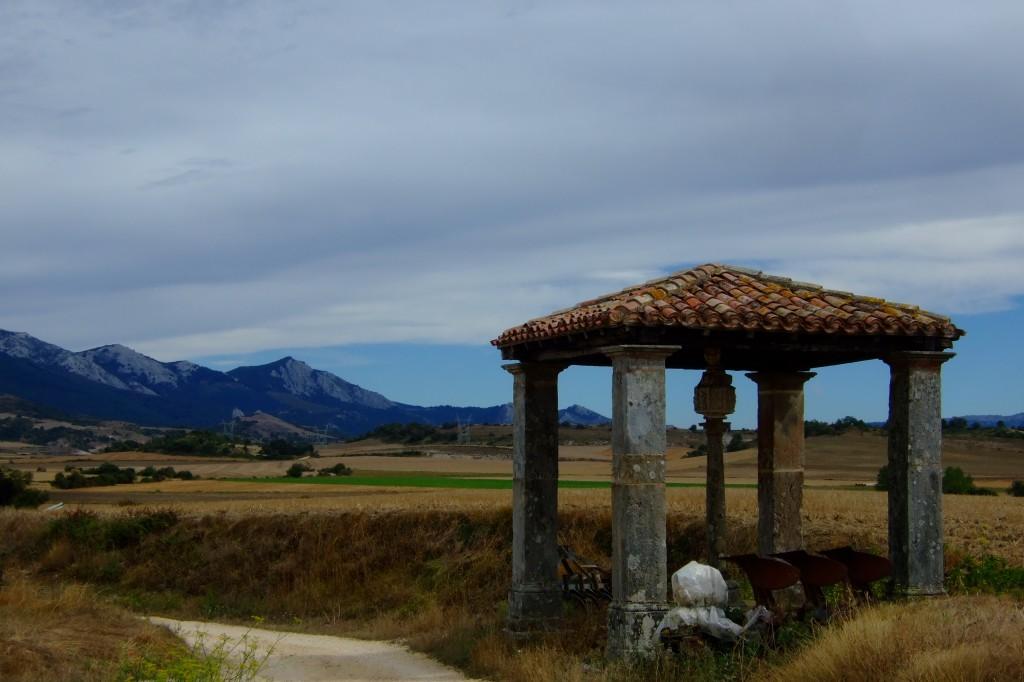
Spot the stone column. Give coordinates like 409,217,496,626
702,418,728,566
603,345,679,660
504,362,564,637
746,371,815,554
693,351,736,567
885,351,953,597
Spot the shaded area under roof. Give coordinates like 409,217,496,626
493,264,964,371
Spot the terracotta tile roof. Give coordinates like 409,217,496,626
493,264,964,348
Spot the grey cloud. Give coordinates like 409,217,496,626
1,1,1023,358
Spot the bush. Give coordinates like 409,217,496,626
1009,480,1024,497
285,463,311,478
51,463,136,489
359,423,457,444
947,554,1024,596
139,465,197,483
261,439,317,460
685,443,708,458
107,430,239,457
48,509,179,551
725,432,746,452
317,463,353,477
877,465,995,495
875,464,891,491
805,416,870,437
0,468,50,508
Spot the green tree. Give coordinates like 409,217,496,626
286,462,311,478
0,468,50,508
944,417,968,431
875,464,891,491
943,466,975,494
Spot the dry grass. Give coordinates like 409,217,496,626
18,481,1023,563
766,595,1024,682
0,576,181,682
4,501,1024,681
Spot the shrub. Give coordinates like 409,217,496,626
947,554,1024,597
261,439,317,460
1009,480,1024,497
0,468,49,508
942,466,995,495
943,466,975,494
805,416,870,437
51,464,136,489
317,463,353,477
874,464,891,491
359,423,457,444
108,430,238,457
285,463,311,478
725,432,746,452
47,509,179,551
13,488,50,508
685,443,708,458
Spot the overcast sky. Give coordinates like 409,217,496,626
2,2,1023,421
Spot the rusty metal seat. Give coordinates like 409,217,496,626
721,553,801,613
820,545,892,601
773,549,848,617
558,544,612,605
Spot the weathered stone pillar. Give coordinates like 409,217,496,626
693,350,736,567
603,345,679,660
504,362,564,637
885,351,953,597
702,418,727,566
746,371,815,554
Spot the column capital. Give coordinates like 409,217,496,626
701,419,729,436
599,344,680,360
502,362,566,377
745,370,816,391
883,351,955,371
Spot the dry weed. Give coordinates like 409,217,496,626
0,576,180,682
766,595,1024,682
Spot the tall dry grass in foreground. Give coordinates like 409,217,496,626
3,505,1023,681
0,577,180,682
767,595,1024,682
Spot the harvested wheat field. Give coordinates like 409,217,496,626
10,431,1023,486
19,482,1024,563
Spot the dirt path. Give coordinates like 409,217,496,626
148,617,473,682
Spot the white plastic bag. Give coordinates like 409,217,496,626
658,605,745,641
657,562,765,643
671,560,729,607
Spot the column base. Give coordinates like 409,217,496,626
506,587,562,640
605,602,669,660
894,585,946,599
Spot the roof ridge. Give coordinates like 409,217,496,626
546,263,719,317
493,262,965,347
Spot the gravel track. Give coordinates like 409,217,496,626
149,617,473,682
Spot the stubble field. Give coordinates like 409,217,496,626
6,430,1022,562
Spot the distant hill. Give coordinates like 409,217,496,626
955,413,1024,428
0,329,609,436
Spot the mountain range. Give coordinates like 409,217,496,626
0,329,610,435
957,413,1024,429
